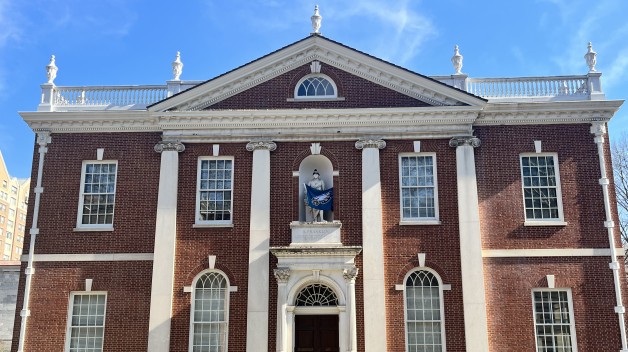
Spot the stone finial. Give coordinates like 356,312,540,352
172,51,183,81
311,5,322,35
584,42,597,72
46,55,58,84
451,45,463,75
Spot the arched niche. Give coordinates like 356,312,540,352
298,154,334,222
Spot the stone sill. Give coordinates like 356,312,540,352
193,223,234,228
399,220,442,226
73,227,114,232
524,220,568,227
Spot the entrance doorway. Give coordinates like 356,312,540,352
294,315,339,352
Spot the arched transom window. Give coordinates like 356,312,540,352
295,74,337,99
295,284,339,306
405,269,445,352
190,271,229,352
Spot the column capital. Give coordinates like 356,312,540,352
449,136,480,148
590,121,607,137
154,141,185,153
36,131,52,147
274,267,291,283
355,139,386,150
246,140,277,152
343,267,359,282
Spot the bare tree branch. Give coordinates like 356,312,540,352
611,133,628,263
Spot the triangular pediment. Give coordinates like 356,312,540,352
148,35,486,112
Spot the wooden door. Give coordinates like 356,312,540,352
294,315,339,352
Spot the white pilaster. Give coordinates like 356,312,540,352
246,140,276,352
274,268,290,352
590,122,628,352
449,136,489,351
355,138,387,352
344,267,359,352
147,141,185,352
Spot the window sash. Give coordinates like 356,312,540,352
293,74,338,99
404,269,445,352
196,158,234,224
77,161,118,228
399,154,438,221
532,289,577,352
65,293,107,352
190,272,229,352
520,154,564,221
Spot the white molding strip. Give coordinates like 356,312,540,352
20,253,154,262
482,248,624,258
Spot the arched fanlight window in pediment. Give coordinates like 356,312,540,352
294,74,337,99
295,284,339,306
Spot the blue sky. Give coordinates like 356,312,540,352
0,0,627,178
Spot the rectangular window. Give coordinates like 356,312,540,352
8,209,15,218
65,293,107,352
1,180,5,188
10,186,17,195
520,154,564,223
0,216,4,224
399,154,439,223
6,232,12,240
9,198,16,206
76,161,118,228
0,204,5,212
4,243,10,253
16,236,22,243
2,255,9,260
196,157,233,225
7,220,13,228
532,289,577,351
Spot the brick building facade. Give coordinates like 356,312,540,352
11,32,627,352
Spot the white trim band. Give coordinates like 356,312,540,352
20,253,154,262
482,248,624,258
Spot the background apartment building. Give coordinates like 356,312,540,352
0,150,29,262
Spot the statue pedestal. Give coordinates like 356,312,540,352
289,221,342,247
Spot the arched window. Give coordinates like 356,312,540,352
404,269,445,352
295,284,338,306
190,271,229,352
294,74,337,99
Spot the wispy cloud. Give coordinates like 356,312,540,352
0,0,23,48
214,0,436,66
336,0,437,64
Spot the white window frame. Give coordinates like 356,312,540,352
399,153,440,225
293,73,339,100
75,160,118,231
189,269,230,352
531,288,578,352
520,153,566,226
403,267,446,352
64,291,108,352
195,157,234,227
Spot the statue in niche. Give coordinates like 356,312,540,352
304,169,333,222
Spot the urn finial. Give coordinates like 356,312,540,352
46,55,58,84
172,51,183,81
311,5,322,35
451,45,463,75
584,42,597,72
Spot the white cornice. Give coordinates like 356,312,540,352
476,100,623,125
149,36,486,112
20,110,159,133
18,100,624,136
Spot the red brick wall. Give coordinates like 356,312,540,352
475,124,611,249
485,257,626,351
23,132,162,255
169,143,252,352
380,139,466,351
207,63,431,110
12,261,152,352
